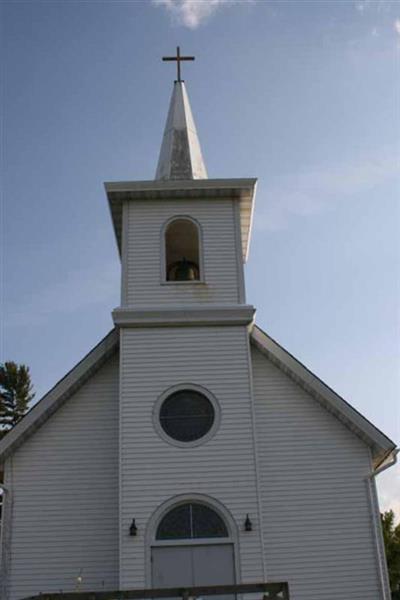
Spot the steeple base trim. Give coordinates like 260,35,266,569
112,305,255,328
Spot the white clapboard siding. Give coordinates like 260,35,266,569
7,353,120,600
119,326,264,589
124,199,241,306
251,345,382,600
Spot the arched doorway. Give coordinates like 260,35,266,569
150,499,237,593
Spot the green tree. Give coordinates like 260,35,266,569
0,362,35,439
381,510,400,595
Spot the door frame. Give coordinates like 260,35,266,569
145,494,241,587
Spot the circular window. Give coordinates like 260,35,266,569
157,387,218,444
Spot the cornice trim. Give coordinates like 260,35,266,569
112,305,255,327
105,177,257,262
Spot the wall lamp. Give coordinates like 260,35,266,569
244,514,253,532
129,518,138,536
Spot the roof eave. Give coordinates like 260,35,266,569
250,325,397,469
0,329,119,464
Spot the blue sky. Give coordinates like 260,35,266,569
1,0,399,512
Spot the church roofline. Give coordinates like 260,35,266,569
250,325,397,469
0,329,119,465
0,323,395,471
105,177,257,262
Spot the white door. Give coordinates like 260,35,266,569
152,502,236,599
152,543,235,596
151,545,193,587
192,544,235,586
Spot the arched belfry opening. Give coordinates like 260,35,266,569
165,218,201,282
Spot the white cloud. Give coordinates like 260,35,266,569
394,19,400,36
153,0,252,29
255,147,399,231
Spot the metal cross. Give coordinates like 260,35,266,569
162,46,195,82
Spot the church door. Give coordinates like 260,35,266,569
151,502,236,595
152,544,235,587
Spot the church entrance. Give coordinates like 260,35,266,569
152,544,235,586
150,501,236,594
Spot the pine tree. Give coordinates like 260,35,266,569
0,362,35,439
381,510,400,594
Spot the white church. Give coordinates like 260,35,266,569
0,50,397,600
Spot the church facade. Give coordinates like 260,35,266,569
0,62,397,600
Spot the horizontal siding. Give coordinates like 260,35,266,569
6,330,383,599
8,354,120,600
124,199,240,305
251,346,381,600
120,326,264,589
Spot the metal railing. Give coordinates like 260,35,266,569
21,582,290,600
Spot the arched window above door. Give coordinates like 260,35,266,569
164,218,201,282
156,502,229,540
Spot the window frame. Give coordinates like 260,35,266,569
155,501,229,541
160,215,205,285
153,383,221,448
144,493,240,586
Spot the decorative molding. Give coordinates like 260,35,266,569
233,200,246,303
113,305,255,328
244,331,267,580
105,177,257,194
120,200,129,305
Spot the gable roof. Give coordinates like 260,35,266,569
0,324,396,471
0,329,119,465
251,325,396,469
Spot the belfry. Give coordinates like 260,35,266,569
0,49,396,600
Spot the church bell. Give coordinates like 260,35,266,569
167,257,199,282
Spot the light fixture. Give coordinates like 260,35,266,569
244,514,252,532
129,518,138,536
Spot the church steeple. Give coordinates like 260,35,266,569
155,48,207,181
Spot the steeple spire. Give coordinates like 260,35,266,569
155,48,207,181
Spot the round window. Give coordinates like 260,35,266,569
159,389,215,443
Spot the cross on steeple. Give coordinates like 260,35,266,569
162,46,195,83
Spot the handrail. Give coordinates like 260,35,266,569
21,582,290,600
